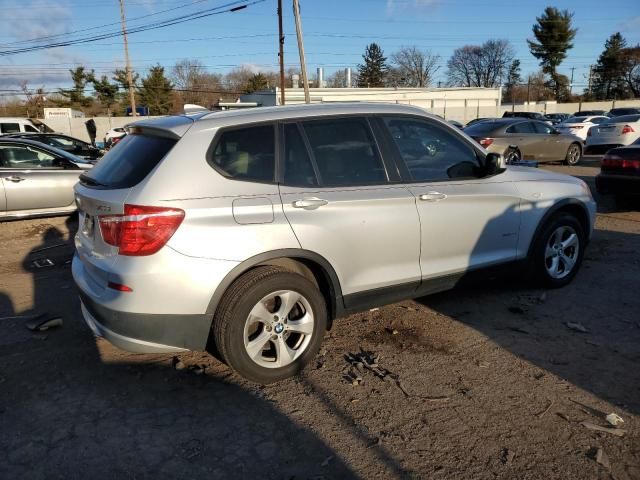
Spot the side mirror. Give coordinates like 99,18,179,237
484,153,506,176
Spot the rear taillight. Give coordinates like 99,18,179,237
98,204,185,256
602,154,640,170
621,125,635,135
478,138,494,147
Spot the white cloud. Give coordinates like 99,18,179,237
619,16,640,32
386,0,440,15
4,1,73,43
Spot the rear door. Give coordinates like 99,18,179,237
505,121,543,160
382,116,521,280
532,121,564,161
279,118,422,303
0,143,80,213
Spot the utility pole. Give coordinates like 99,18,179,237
587,65,593,98
277,0,285,105
526,78,531,104
292,0,310,104
569,67,575,95
119,0,137,116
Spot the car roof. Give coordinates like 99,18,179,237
128,103,443,137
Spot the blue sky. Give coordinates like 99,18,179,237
1,0,639,93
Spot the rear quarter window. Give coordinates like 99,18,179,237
81,133,176,189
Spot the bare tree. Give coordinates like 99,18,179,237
20,81,46,118
171,59,223,106
390,46,440,87
447,39,514,88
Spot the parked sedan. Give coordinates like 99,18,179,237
464,118,583,165
4,133,102,160
595,138,640,201
585,114,640,155
556,115,610,142
607,107,640,117
0,138,93,220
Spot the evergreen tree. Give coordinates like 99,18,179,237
113,68,139,106
504,59,522,103
59,66,94,107
357,43,388,87
137,65,174,115
592,33,630,100
527,7,577,100
91,75,118,114
244,73,269,93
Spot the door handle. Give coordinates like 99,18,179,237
3,176,25,183
292,197,328,210
419,192,447,202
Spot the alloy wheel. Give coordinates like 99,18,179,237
544,225,580,279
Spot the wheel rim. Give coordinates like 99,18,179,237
567,145,581,164
506,149,520,164
544,225,579,279
243,290,314,369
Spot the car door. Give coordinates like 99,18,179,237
505,121,543,160
279,118,422,306
532,121,562,161
0,143,80,213
381,116,521,281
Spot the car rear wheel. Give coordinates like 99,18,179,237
531,213,585,288
211,266,327,384
504,147,521,164
564,143,582,166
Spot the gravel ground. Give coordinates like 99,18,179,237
1,158,639,479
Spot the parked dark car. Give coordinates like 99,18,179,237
503,111,546,121
4,133,102,160
573,110,607,117
465,117,496,127
595,138,640,201
544,113,571,125
607,107,640,118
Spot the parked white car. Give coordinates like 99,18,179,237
104,127,126,147
0,118,41,135
556,115,610,142
585,114,640,155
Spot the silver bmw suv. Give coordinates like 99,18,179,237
72,103,596,383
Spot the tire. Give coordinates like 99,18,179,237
211,266,327,384
531,213,585,288
564,143,582,166
504,147,521,164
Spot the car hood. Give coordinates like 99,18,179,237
500,165,582,185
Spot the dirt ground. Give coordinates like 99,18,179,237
1,157,639,479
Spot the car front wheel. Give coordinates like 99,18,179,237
531,213,585,288
564,143,582,166
211,266,327,384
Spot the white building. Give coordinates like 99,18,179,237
43,108,85,119
241,87,502,123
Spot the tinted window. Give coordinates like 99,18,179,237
302,118,386,186
567,116,587,123
605,114,640,123
533,122,554,134
211,125,275,182
0,145,58,168
283,123,317,186
385,117,480,181
24,125,39,132
591,117,608,124
82,134,176,189
506,122,535,134
464,122,499,136
1,123,20,134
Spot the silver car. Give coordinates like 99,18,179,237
1,138,94,220
72,103,596,383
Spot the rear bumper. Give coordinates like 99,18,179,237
78,289,212,352
596,173,640,196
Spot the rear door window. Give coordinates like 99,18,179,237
283,123,317,186
301,117,386,186
81,133,176,189
506,122,535,134
1,123,20,134
210,125,275,183
532,122,554,134
0,145,59,168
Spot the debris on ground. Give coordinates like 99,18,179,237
580,421,626,437
501,448,515,465
321,455,334,467
605,413,624,426
25,314,63,331
385,327,399,335
172,357,186,371
31,258,55,269
565,321,589,333
477,360,490,368
536,399,554,418
588,447,611,470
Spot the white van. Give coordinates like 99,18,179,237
0,118,49,135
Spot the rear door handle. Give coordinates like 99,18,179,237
3,176,25,183
419,192,447,202
292,197,328,210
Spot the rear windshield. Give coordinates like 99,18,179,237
80,133,176,189
464,122,499,136
605,114,640,124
